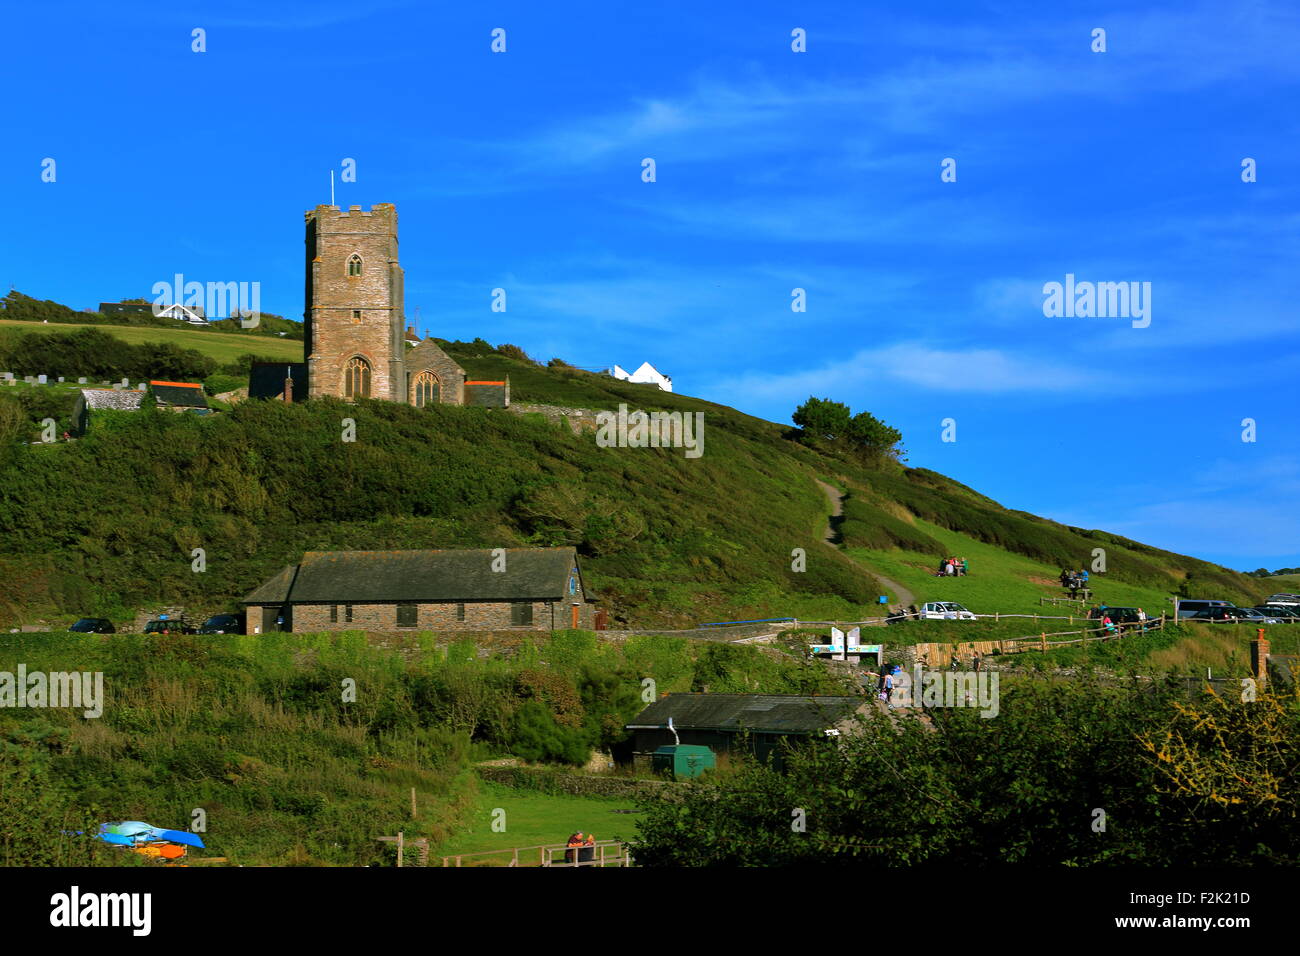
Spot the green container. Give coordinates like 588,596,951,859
652,744,715,779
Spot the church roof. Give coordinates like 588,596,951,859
241,547,591,605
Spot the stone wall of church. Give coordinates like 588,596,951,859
305,204,405,402
404,340,466,405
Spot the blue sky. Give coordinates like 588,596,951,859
6,1,1298,570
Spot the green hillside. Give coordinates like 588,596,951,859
0,344,1269,629
0,319,303,365
0,630,841,866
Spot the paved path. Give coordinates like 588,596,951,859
814,478,917,607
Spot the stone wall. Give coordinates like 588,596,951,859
305,204,404,402
247,598,594,634
405,340,465,405
507,403,602,435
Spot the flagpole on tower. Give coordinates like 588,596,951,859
330,170,335,207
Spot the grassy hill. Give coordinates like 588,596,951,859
0,319,303,366
0,341,1270,630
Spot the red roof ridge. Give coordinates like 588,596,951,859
149,380,204,388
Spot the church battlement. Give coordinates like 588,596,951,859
304,203,397,224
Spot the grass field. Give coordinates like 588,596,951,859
433,780,637,865
0,319,302,364
846,516,1182,615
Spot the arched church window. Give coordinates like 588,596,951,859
345,356,371,399
347,254,363,277
412,369,440,407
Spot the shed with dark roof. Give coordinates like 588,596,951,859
625,694,867,768
149,381,209,410
240,547,596,634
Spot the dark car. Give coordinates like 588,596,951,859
1189,607,1258,623
1257,605,1300,622
143,618,195,635
1087,606,1152,627
69,618,115,633
197,613,245,634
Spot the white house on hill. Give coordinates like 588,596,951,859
609,362,672,392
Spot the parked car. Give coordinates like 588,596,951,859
68,618,115,633
143,618,195,635
1265,593,1300,607
1189,607,1261,623
1175,599,1235,620
196,613,245,634
1259,605,1300,622
1235,607,1282,624
918,601,976,620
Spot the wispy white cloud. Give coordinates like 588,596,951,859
716,343,1100,403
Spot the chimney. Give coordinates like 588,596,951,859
282,366,294,404
1251,631,1270,688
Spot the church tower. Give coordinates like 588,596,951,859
303,203,406,402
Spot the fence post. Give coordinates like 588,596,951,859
1040,633,1046,652
397,831,403,868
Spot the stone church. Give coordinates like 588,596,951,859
250,203,508,407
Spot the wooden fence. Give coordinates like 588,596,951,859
911,613,1166,663
439,839,631,868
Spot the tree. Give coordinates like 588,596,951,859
791,397,903,463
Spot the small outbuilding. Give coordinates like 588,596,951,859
149,380,209,411
625,694,868,769
72,387,145,435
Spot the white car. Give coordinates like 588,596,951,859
919,601,976,620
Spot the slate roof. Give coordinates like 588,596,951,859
249,363,308,401
626,694,863,735
150,381,209,408
79,388,144,410
241,547,590,605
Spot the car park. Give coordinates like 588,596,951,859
196,613,245,634
68,618,115,633
1265,593,1300,609
918,601,976,620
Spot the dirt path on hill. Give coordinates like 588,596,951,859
815,478,916,606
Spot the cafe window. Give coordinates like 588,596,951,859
510,602,533,626
396,603,418,627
